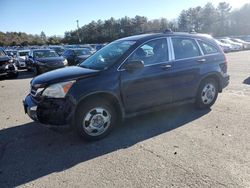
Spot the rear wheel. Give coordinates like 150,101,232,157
75,99,117,141
195,78,218,109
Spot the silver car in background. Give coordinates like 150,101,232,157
218,38,243,51
17,50,30,69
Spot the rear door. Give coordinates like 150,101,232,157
120,38,174,112
170,37,204,102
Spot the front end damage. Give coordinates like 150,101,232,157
23,94,75,127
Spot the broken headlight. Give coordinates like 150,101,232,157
42,81,75,98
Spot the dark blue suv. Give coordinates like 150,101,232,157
23,32,229,141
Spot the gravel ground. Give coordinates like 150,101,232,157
0,51,250,187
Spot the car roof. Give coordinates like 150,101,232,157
66,48,90,51
18,49,30,52
32,49,55,52
118,32,216,43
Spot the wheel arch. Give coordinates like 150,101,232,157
198,73,222,93
74,91,124,123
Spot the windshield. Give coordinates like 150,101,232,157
79,40,136,70
75,49,91,56
34,50,59,58
19,51,29,56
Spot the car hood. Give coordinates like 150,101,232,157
31,66,99,86
36,57,65,63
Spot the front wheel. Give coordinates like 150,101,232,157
75,99,117,141
195,78,218,109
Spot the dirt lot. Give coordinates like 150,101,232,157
0,51,250,188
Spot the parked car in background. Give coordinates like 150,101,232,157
63,48,92,66
24,32,229,141
5,49,18,57
238,35,250,42
17,49,30,69
0,48,18,78
214,39,232,53
78,44,96,54
95,44,106,51
230,38,250,50
5,49,19,66
49,45,65,55
218,38,243,51
27,49,68,75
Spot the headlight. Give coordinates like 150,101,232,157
9,59,13,63
63,59,68,66
42,81,75,98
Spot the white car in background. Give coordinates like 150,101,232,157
17,50,30,69
218,38,243,51
230,38,250,50
214,39,232,53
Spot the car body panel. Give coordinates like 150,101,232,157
23,32,230,126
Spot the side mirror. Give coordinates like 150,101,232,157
28,55,33,59
123,60,144,71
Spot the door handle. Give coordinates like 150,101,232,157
161,64,172,69
197,58,206,63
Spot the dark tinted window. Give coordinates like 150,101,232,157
172,38,200,60
128,38,169,65
198,40,218,55
33,50,59,58
19,51,29,56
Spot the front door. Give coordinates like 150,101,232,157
120,38,174,112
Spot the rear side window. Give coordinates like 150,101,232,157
198,40,218,55
172,38,200,60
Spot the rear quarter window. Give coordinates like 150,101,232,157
198,40,219,55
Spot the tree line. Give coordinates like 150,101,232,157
1,2,250,46
0,31,62,46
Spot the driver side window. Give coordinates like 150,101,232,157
128,38,169,66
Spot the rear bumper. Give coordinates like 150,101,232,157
23,94,75,126
221,74,230,90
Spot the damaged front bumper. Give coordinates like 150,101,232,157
23,94,75,127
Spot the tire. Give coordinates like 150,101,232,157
75,99,117,141
195,78,218,109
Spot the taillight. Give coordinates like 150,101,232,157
223,53,228,65
220,53,228,73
